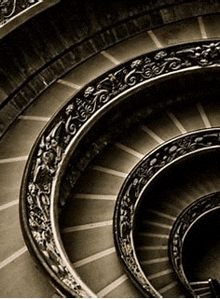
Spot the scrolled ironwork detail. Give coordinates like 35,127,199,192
20,41,220,297
0,0,40,26
169,192,220,292
114,130,220,297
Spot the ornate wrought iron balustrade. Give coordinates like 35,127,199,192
20,41,220,297
0,0,59,38
169,192,220,296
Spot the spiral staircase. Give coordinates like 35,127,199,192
2,0,220,297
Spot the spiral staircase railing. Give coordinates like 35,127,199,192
0,0,59,38
20,40,220,297
114,130,220,297
169,192,220,297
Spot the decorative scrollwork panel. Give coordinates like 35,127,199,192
114,130,220,297
20,41,220,297
0,0,40,25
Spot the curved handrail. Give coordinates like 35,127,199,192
20,41,220,297
169,192,220,296
114,129,220,297
0,0,59,38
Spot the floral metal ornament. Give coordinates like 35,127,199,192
114,130,220,297
20,41,220,297
169,192,220,290
0,0,39,26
